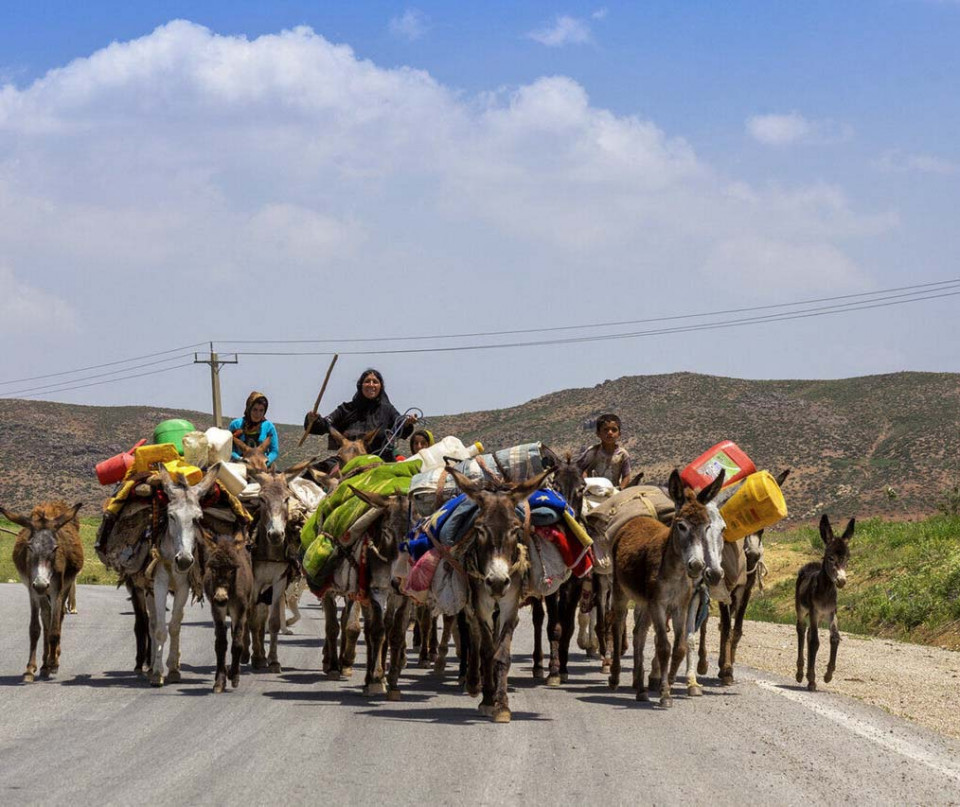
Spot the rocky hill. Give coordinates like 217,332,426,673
2,371,958,521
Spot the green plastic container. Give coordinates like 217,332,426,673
152,419,196,455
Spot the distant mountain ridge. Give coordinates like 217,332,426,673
2,371,958,521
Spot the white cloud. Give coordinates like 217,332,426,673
0,21,899,413
592,8,609,20
876,149,959,175
389,9,429,42
0,265,78,334
746,112,853,146
528,15,592,47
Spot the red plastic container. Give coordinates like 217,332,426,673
95,439,147,485
680,440,755,492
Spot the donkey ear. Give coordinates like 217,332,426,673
196,463,222,500
698,469,726,505
540,445,561,468
158,465,179,496
0,505,34,530
667,469,686,506
840,517,855,542
818,513,833,544
328,426,347,447
507,467,555,505
347,485,391,510
446,467,485,500
775,468,791,487
53,502,83,530
362,427,381,448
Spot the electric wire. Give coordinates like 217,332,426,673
7,362,195,400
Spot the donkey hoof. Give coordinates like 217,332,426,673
532,667,545,680
150,673,164,688
213,681,225,694
241,651,251,665
601,661,612,674
492,707,512,724
166,670,182,684
547,674,562,687
796,670,804,684
688,684,703,697
252,658,268,671
387,689,402,702
342,667,354,678
268,662,282,674
720,672,735,686
432,660,447,675
697,660,709,676
636,689,650,702
22,672,35,684
231,675,241,688
648,677,661,692
39,667,51,680
807,681,818,692
467,683,482,697
823,669,834,683
608,677,619,691
658,696,674,709
478,702,495,717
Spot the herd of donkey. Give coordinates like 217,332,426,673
1,427,854,724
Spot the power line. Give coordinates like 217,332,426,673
215,277,960,346
0,341,208,387
2,353,197,397
232,287,960,358
5,362,195,400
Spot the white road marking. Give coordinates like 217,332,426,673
755,679,960,785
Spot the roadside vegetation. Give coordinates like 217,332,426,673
0,518,117,586
750,515,960,650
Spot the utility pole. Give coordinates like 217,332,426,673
194,342,238,427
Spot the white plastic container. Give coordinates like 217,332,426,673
217,461,248,497
205,427,234,465
415,437,484,471
182,431,210,469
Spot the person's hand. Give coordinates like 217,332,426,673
405,414,418,426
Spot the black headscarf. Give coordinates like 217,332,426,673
347,369,392,413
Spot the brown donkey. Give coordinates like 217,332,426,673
3,501,84,682
608,469,724,707
795,514,854,691
202,528,254,693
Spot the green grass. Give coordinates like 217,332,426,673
752,515,960,648
0,518,118,586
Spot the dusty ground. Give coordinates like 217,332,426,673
703,619,960,741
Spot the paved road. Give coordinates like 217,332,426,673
1,585,959,806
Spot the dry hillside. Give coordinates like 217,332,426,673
2,371,958,520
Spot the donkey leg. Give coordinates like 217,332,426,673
150,570,170,686
342,600,361,677
363,601,387,696
164,582,189,683
323,595,341,679
731,581,753,666
558,580,580,683
546,593,562,686
530,598,546,680
597,577,611,673
632,607,645,691
686,600,704,697
652,609,673,707
231,608,247,688
47,585,67,674
24,595,41,682
434,613,453,674
634,609,651,702
608,601,626,690
386,596,410,700
250,602,268,669
806,620,820,691
38,598,53,678
795,615,807,684
267,579,285,673
697,614,709,677
212,610,228,693
719,601,735,684
824,611,841,684
491,599,520,724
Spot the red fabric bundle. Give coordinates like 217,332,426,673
533,524,593,578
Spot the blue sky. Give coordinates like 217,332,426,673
0,2,958,424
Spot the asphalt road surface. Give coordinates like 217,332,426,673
1,585,959,806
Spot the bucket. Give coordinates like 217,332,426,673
719,470,788,542
681,440,756,493
95,439,147,485
152,419,196,455
217,462,248,497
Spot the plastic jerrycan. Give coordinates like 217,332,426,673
680,440,755,492
416,437,484,471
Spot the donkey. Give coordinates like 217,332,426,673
528,448,587,686
141,464,221,686
796,514,854,691
699,468,792,685
608,469,725,707
3,501,84,682
232,434,274,473
247,469,299,673
447,466,553,723
202,528,254,693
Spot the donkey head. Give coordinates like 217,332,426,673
448,466,554,599
543,446,585,518
253,470,293,547
667,468,725,580
329,426,378,468
160,464,220,572
203,530,248,605
2,502,81,594
702,503,726,587
348,486,410,564
818,514,854,589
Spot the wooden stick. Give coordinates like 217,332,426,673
298,354,339,447
1,525,20,536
